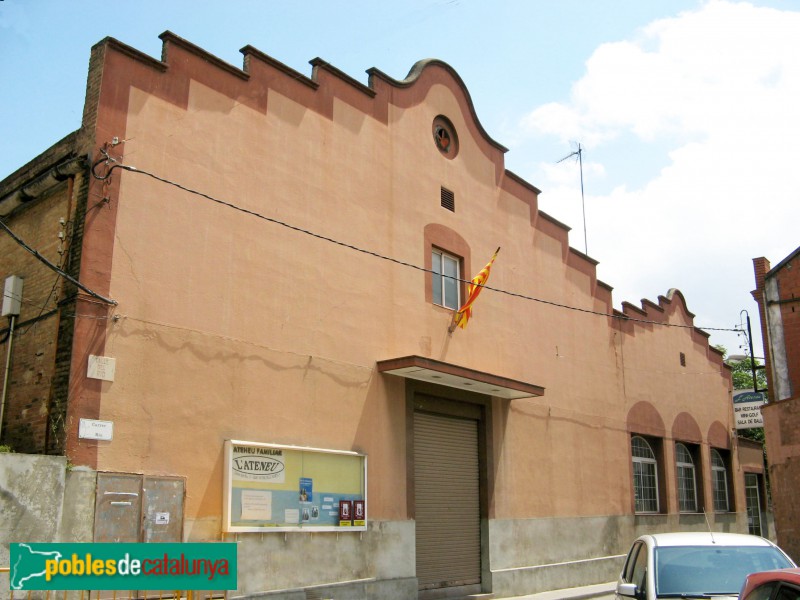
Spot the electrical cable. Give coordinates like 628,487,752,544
0,218,117,306
0,317,10,344
0,309,59,339
18,221,74,336
91,158,741,334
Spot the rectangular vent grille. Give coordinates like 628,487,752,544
441,187,455,212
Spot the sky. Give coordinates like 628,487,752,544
1,0,798,357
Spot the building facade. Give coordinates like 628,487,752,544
0,33,767,598
753,248,800,562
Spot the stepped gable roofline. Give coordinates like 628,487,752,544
569,246,599,267
100,34,503,141
618,288,721,352
537,210,571,233
621,288,722,344
159,31,247,80
621,301,647,317
88,33,544,248
310,57,376,97
240,45,318,90
368,59,508,154
127,32,374,98
621,288,695,323
710,344,726,359
505,169,543,196
94,36,167,72
96,34,536,205
642,298,665,315
160,34,354,97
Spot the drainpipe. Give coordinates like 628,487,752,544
0,314,16,442
0,275,23,443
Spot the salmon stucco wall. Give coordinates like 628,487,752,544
68,31,736,522
36,32,744,596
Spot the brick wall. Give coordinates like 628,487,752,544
763,400,800,561
753,250,800,561
752,257,773,390
754,251,800,399
46,170,89,455
0,171,85,454
774,259,800,398
0,34,103,455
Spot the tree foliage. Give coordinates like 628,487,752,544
715,344,768,391
715,345,767,444
730,356,768,392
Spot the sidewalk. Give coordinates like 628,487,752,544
505,580,616,600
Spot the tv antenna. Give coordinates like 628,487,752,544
557,142,588,255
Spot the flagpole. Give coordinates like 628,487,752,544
448,315,458,334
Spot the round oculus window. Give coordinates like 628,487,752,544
432,116,458,158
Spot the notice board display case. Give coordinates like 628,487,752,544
223,440,367,532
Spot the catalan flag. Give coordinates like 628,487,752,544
452,247,500,330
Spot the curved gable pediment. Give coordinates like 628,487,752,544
658,288,696,326
367,59,507,165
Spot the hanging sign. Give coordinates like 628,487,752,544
733,390,766,429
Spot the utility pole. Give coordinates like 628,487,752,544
741,310,768,396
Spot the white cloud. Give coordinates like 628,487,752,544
522,0,800,351
529,1,800,143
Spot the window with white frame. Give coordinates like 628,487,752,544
431,249,460,310
632,436,659,513
676,443,698,512
711,449,730,512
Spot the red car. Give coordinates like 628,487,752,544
740,568,800,600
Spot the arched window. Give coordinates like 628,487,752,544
676,443,698,512
632,436,659,513
711,449,730,512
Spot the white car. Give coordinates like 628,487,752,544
615,532,795,599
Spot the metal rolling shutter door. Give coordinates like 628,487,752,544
414,411,481,589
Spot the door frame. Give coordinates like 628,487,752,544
405,379,495,595
744,471,764,537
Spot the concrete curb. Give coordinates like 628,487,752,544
504,581,616,600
